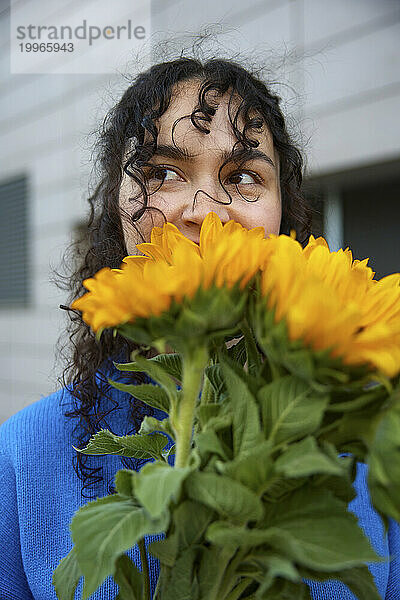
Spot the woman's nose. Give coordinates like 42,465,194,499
180,187,231,226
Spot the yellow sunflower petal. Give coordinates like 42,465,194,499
199,211,224,254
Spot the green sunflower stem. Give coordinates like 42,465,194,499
138,538,150,600
175,344,209,469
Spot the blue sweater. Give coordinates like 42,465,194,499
0,362,398,600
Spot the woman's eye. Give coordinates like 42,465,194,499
227,171,260,185
146,167,181,182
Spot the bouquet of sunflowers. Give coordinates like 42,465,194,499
53,212,400,600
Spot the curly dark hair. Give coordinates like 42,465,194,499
54,44,312,499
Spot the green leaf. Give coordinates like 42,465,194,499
73,429,169,460
302,565,381,600
262,476,308,502
70,494,168,600
111,354,179,409
311,445,355,504
204,365,226,398
241,318,263,377
52,546,83,600
113,360,146,372
258,375,328,445
107,381,170,413
139,415,175,441
323,405,382,451
260,487,379,572
195,429,230,462
216,440,273,494
264,524,378,572
116,349,183,381
258,578,312,600
368,401,400,522
367,483,400,527
151,352,183,382
249,552,300,596
197,545,233,599
281,348,315,381
114,553,143,600
312,470,356,505
200,370,216,405
199,409,233,434
116,323,153,346
196,403,221,429
148,500,211,569
326,385,386,413
114,469,136,498
206,520,277,548
158,547,199,600
148,533,178,567
275,436,345,478
226,333,247,367
134,462,191,519
219,352,263,456
185,471,263,525
173,500,213,548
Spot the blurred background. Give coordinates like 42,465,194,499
1,0,399,424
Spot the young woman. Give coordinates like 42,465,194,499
0,54,397,600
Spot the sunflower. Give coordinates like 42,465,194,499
259,234,400,378
71,212,268,335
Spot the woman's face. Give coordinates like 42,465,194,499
119,79,282,254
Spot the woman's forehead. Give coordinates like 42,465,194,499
146,80,275,157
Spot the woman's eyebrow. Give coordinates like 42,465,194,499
144,143,276,171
